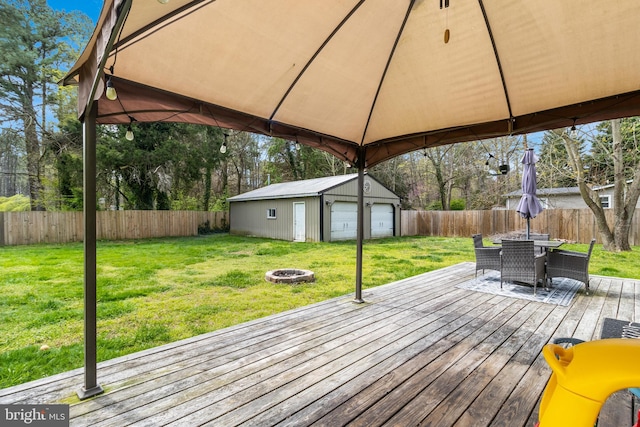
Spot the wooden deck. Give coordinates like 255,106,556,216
1,262,639,426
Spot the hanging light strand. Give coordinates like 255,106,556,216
105,66,117,101
570,118,578,139
124,116,136,141
220,133,228,154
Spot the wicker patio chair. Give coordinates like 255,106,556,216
500,239,546,294
546,238,596,295
472,234,502,278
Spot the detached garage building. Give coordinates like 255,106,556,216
228,173,400,242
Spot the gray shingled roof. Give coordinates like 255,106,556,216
504,187,580,197
228,174,359,202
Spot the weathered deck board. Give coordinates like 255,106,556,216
308,296,523,427
1,262,639,427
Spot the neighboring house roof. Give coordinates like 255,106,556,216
504,187,580,198
505,181,631,198
228,173,362,202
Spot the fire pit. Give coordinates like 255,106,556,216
265,269,315,284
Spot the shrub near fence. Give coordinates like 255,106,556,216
0,211,228,246
401,208,640,245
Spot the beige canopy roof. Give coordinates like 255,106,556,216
66,1,640,397
65,0,640,166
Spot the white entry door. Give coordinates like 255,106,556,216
293,202,305,242
331,202,357,240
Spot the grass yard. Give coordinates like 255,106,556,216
0,234,638,389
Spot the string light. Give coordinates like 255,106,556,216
485,153,495,166
105,75,117,101
125,125,134,141
570,118,578,139
570,125,578,139
157,0,169,4
124,116,135,141
220,133,228,154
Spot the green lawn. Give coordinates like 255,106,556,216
0,234,637,389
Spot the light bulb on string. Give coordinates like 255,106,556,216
125,125,134,141
570,125,578,139
569,118,578,139
105,76,117,101
220,132,228,154
157,0,169,3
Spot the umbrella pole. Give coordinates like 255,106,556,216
526,218,530,240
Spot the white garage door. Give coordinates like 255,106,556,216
371,204,394,238
331,202,357,241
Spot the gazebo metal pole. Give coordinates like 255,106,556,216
78,101,103,400
74,0,131,400
354,149,365,303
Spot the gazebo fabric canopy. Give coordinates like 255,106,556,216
65,0,640,167
66,0,640,399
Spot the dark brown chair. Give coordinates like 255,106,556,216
472,234,501,278
546,239,596,295
500,239,546,294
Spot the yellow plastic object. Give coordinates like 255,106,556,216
538,339,640,427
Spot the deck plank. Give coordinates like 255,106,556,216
489,277,600,427
308,298,525,427
618,279,637,321
83,268,472,426
0,262,638,427
353,300,544,426
574,276,611,341
451,304,570,427
162,285,484,426
404,304,557,427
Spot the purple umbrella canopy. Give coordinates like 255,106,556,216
516,148,544,238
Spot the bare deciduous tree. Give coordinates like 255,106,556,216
561,119,640,251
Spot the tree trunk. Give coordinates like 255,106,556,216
23,87,44,211
562,130,614,248
562,120,640,251
611,119,631,250
202,164,212,211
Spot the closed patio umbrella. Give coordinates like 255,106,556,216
516,148,544,239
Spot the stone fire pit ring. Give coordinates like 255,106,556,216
265,269,315,284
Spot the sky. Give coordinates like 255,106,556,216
48,0,102,24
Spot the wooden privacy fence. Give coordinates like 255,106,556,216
401,208,640,245
0,211,227,246
2,208,636,246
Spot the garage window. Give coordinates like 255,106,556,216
267,208,277,219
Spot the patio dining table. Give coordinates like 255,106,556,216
532,240,564,250
492,239,564,251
